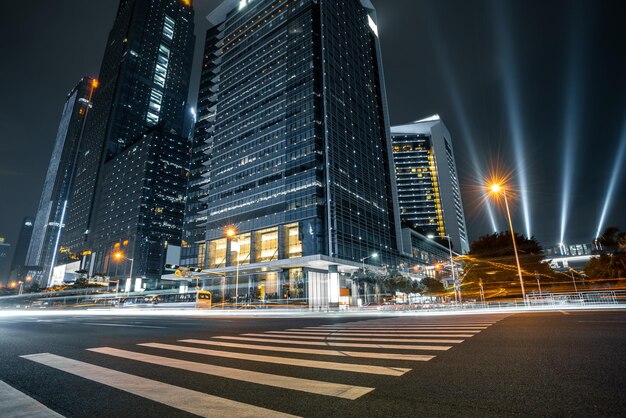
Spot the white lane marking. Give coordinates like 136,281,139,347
316,324,496,328
20,353,295,418
286,328,487,334
81,323,166,329
213,336,453,351
0,380,64,418
89,347,372,400
309,326,490,330
243,333,465,344
266,331,476,338
559,311,571,315
180,339,435,362
139,343,411,376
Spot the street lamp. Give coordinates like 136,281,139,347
359,252,378,304
488,183,527,302
114,251,134,295
226,227,240,307
360,252,379,271
427,234,460,303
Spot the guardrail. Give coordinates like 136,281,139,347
526,290,625,306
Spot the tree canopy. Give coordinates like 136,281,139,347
460,232,564,300
584,253,626,280
596,227,626,253
469,231,543,258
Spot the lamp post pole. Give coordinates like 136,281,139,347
226,228,240,308
570,269,578,293
501,189,527,302
359,253,378,304
535,271,542,296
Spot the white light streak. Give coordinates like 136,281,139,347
595,120,626,238
492,0,532,238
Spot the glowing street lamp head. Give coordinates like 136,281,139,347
372,252,379,258
226,228,237,238
427,234,435,239
113,251,124,261
489,183,502,194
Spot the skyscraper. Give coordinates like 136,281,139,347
391,115,470,254
180,28,218,270
58,0,195,286
185,0,400,307
26,78,96,286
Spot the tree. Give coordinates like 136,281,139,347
584,253,626,281
597,227,626,253
384,273,424,295
27,282,41,293
597,227,621,252
421,277,445,296
461,232,558,299
72,277,90,289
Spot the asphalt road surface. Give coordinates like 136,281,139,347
0,310,624,417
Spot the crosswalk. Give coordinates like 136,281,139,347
13,315,509,417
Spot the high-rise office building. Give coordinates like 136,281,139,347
26,78,96,286
391,115,470,254
59,0,195,285
180,28,218,269
185,0,401,307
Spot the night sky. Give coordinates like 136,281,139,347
1,0,625,262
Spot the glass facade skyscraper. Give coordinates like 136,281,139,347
59,0,195,284
185,0,401,307
391,115,470,254
26,78,96,287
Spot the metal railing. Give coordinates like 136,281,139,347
526,290,625,306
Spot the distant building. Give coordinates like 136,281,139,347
9,217,35,283
544,243,593,257
0,237,10,286
391,115,470,254
58,0,196,287
26,78,96,287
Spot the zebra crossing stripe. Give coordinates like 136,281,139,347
179,339,435,361
0,380,64,418
242,333,465,344
306,326,489,330
212,336,453,350
318,323,497,327
289,329,483,333
265,331,476,338
138,343,411,376
20,353,297,418
88,347,373,400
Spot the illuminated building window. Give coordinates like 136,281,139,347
197,242,206,269
285,223,302,258
163,15,175,40
254,227,278,263
230,233,251,265
209,238,227,268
